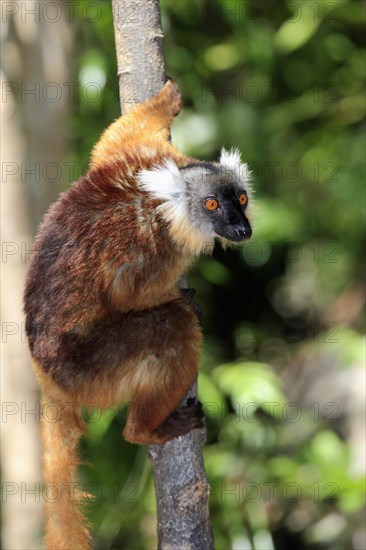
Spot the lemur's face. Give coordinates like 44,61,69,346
138,148,253,249
200,186,252,242
179,156,253,243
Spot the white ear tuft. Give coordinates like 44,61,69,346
138,159,185,202
220,147,242,169
220,147,250,183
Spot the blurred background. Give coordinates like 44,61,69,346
1,0,365,549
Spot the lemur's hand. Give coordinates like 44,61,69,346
179,287,202,322
163,78,182,117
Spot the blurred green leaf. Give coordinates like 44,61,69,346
213,361,287,416
306,431,349,468
198,372,227,419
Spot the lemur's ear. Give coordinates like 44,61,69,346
220,148,250,183
220,147,242,168
138,159,185,201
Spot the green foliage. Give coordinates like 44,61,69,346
71,1,365,548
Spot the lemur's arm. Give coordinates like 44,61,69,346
102,253,190,312
90,80,184,170
89,80,197,312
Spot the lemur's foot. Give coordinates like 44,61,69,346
152,399,205,444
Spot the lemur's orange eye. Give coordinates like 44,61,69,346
239,192,248,207
204,197,219,211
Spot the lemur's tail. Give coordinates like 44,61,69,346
38,366,91,550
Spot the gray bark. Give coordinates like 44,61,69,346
112,0,165,112
1,69,42,549
111,1,214,548
148,385,213,550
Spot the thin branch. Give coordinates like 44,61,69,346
111,1,214,548
112,0,165,112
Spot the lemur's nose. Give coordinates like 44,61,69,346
236,228,246,239
236,224,252,239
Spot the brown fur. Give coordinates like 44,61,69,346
24,81,207,548
34,361,91,550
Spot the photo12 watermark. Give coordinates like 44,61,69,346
1,2,104,24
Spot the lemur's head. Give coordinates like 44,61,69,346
139,148,253,253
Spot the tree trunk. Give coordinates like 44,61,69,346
111,1,214,548
1,2,73,547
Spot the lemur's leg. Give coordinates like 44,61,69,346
119,298,203,444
